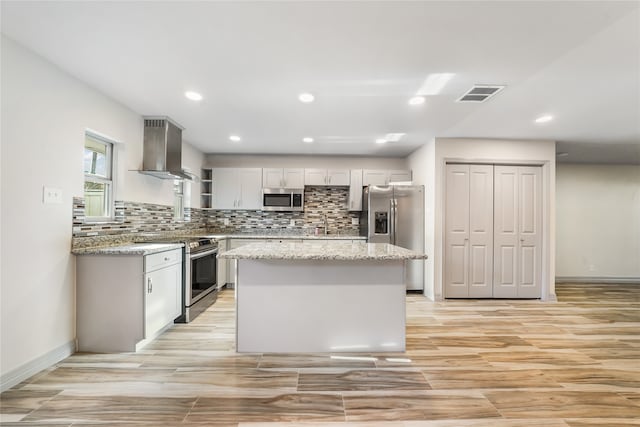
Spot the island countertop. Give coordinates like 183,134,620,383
218,241,428,261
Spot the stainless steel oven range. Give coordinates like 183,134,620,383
145,236,218,322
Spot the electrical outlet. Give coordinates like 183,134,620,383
351,217,359,225
43,186,63,204
290,219,296,227
223,218,230,226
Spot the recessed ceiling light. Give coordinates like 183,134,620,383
302,137,314,143
298,92,315,103
408,96,425,106
184,91,203,101
376,138,387,144
416,73,455,95
384,133,406,142
229,135,241,142
535,114,553,123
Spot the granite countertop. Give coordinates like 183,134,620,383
71,231,365,255
206,233,366,240
218,241,428,261
73,242,184,256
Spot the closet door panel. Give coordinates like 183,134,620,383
468,165,493,297
517,166,542,298
493,166,519,298
445,164,470,297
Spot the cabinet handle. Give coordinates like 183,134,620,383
147,277,153,293
328,176,332,184
164,257,170,261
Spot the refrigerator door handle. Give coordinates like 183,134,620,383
390,198,398,245
393,198,398,245
389,199,394,243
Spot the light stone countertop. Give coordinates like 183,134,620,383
205,233,366,241
73,242,184,256
218,241,428,261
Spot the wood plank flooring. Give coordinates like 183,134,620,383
1,283,639,426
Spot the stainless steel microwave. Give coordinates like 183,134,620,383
262,188,304,211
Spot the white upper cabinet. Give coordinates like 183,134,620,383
362,169,412,186
263,168,304,188
305,168,350,186
388,170,412,183
212,168,262,210
348,169,363,211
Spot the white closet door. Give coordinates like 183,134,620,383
517,166,542,297
444,164,494,298
468,165,494,297
493,166,542,298
444,164,470,297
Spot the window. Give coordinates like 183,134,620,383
84,132,114,221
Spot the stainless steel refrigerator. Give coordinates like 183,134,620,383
360,185,425,290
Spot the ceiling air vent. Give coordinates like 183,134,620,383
456,85,505,103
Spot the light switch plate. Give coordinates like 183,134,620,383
351,217,359,225
223,218,230,226
290,219,296,226
43,186,63,204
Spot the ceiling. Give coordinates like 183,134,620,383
2,1,639,162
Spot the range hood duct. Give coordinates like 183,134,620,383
139,116,193,180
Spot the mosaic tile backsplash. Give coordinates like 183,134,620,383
207,186,360,234
72,186,360,249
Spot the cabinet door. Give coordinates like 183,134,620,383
327,169,350,186
228,239,265,285
212,168,239,209
283,168,305,188
144,263,180,339
388,170,412,183
217,239,228,288
348,169,363,211
305,168,327,186
237,168,263,209
362,170,388,186
263,168,284,188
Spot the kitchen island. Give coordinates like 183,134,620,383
219,241,427,353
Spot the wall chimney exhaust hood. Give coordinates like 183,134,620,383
139,116,193,180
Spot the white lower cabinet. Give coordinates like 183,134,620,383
217,238,229,288
227,239,266,286
76,248,182,352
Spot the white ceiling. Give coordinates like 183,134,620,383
2,1,639,162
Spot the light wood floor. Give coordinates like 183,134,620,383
1,283,639,426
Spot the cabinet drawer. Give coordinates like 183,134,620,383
145,249,181,272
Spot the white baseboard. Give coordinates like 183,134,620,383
1,340,76,392
556,276,640,284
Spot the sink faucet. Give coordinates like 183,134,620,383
323,214,328,235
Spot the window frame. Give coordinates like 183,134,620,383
84,131,116,222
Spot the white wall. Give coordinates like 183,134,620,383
556,163,640,280
0,36,203,389
407,140,436,299
205,153,408,170
431,138,557,300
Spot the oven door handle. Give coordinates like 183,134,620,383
190,248,218,260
